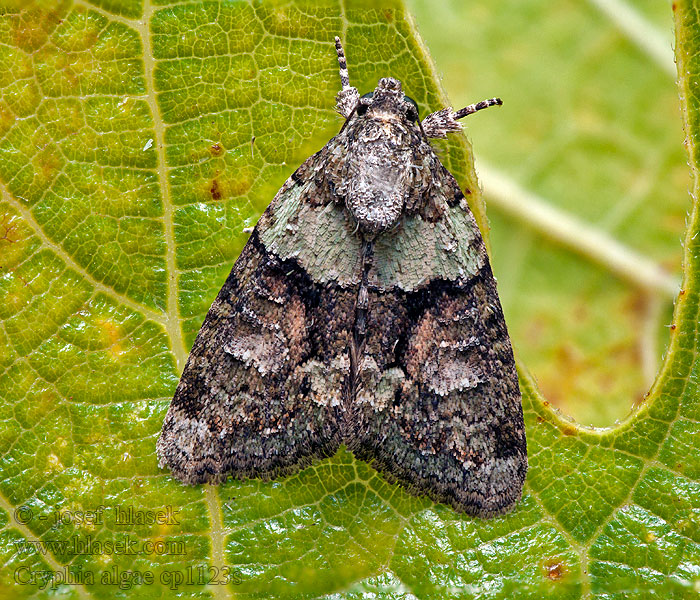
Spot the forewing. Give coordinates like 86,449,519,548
157,166,359,485
350,169,526,517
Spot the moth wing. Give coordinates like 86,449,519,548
351,168,527,517
157,163,359,485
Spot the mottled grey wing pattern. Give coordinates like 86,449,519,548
158,150,525,515
158,64,526,515
156,168,358,482
348,171,526,517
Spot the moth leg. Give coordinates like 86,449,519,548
334,36,360,118
422,98,502,139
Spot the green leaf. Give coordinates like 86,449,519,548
0,1,698,599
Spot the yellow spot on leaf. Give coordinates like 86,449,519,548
97,318,124,358
230,169,254,196
47,453,64,471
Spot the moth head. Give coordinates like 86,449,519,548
355,77,420,124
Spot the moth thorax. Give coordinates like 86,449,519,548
347,188,404,235
345,130,411,234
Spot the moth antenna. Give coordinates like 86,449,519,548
334,36,360,118
421,98,502,139
453,97,502,120
335,36,351,90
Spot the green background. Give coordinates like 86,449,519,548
0,0,698,598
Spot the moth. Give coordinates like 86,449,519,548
157,37,527,517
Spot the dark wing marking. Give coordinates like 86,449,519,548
158,128,526,514
157,224,356,484
349,170,527,517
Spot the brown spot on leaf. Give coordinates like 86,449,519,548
536,416,545,424
210,179,222,201
211,143,223,156
0,214,18,244
561,424,576,436
13,8,62,52
543,559,567,581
